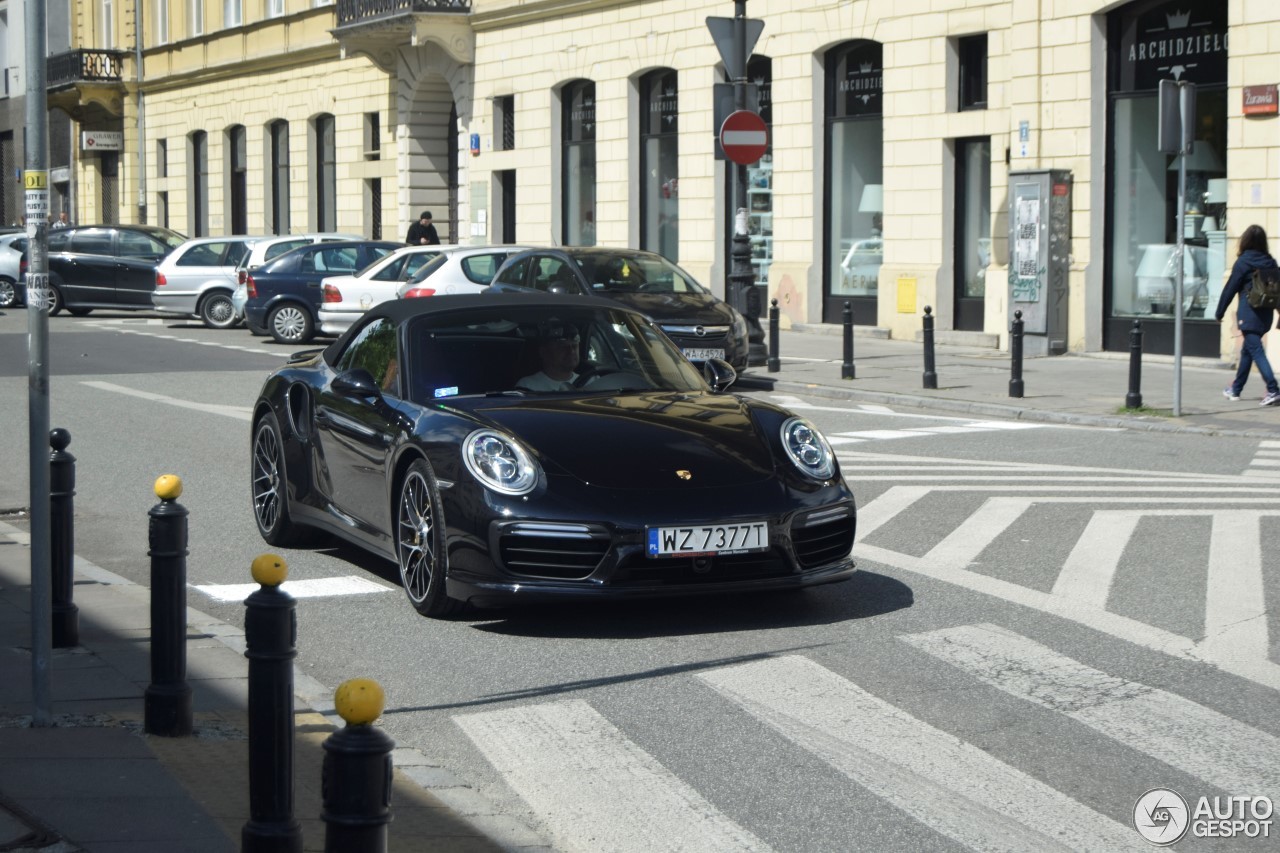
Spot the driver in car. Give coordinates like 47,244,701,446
516,318,592,392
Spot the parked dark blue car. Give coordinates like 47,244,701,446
244,240,401,343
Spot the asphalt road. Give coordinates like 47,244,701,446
2,307,1277,851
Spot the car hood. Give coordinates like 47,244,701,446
592,291,738,326
456,391,777,489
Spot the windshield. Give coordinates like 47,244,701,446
403,304,708,403
571,251,708,295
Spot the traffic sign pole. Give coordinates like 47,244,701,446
26,0,53,728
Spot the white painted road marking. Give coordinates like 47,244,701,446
455,699,772,853
81,380,254,421
696,656,1145,852
903,624,1280,798
193,575,391,602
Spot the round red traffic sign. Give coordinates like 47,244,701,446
720,110,768,165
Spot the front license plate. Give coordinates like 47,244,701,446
647,521,769,558
682,347,725,361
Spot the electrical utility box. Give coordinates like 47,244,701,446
1008,170,1072,356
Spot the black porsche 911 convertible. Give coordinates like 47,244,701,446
250,293,857,617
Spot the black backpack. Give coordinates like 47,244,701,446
1247,268,1280,310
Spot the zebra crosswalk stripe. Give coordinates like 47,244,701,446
696,656,1146,852
902,623,1280,798
454,699,773,853
1051,511,1140,608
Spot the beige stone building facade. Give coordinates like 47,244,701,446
35,0,1280,360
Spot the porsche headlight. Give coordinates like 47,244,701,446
463,430,538,495
781,417,835,481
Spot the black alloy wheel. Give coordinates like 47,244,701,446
251,411,312,547
200,291,238,329
268,303,314,344
396,460,461,617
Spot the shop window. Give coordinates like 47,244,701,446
957,35,988,111
562,80,596,246
824,40,883,324
955,137,991,331
268,119,289,235
640,69,678,262
495,96,515,151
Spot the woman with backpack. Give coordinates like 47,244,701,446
1215,224,1280,407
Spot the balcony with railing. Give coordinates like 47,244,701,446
333,0,473,69
46,49,128,120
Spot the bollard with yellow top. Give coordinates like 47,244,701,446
144,474,192,737
322,678,395,853
241,554,303,853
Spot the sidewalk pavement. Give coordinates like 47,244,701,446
1,325,1275,852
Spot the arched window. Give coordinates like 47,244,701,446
189,130,208,237
313,114,336,232
227,125,247,234
268,119,289,235
640,69,678,262
562,80,597,246
824,41,883,324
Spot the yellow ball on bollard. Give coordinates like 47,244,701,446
334,678,385,726
154,474,183,501
250,553,288,587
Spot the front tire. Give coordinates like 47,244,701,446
199,291,238,329
268,303,314,344
67,307,92,317
251,411,313,547
396,460,462,617
47,285,64,316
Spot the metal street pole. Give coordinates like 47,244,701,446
731,0,747,317
1173,148,1185,417
25,0,53,727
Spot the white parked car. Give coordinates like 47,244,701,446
151,235,255,327
315,244,461,335
395,245,533,299
230,232,362,327
0,233,28,308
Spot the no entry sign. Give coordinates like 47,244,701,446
720,110,768,165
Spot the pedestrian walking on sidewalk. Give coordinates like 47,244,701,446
1215,224,1280,407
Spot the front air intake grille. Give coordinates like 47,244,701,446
497,524,609,580
791,507,855,568
614,549,789,586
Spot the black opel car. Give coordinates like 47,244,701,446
488,247,751,370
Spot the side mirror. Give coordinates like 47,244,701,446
332,368,382,401
702,358,738,393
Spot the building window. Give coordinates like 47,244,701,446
190,131,208,237
156,138,168,178
364,111,380,161
1105,0,1227,355
266,0,283,18
224,0,242,27
190,0,204,36
495,95,515,151
824,41,883,323
640,69,678,262
156,0,169,44
228,125,247,234
156,191,169,229
269,119,289,234
957,34,988,111
101,0,115,48
562,80,596,246
313,113,336,232
955,137,991,330
366,179,382,239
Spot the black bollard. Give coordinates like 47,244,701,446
1126,319,1144,409
145,474,192,737
323,679,395,853
922,306,938,389
49,429,79,648
841,301,856,380
1009,310,1025,399
243,554,303,853
767,299,780,373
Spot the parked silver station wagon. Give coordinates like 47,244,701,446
151,236,254,328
